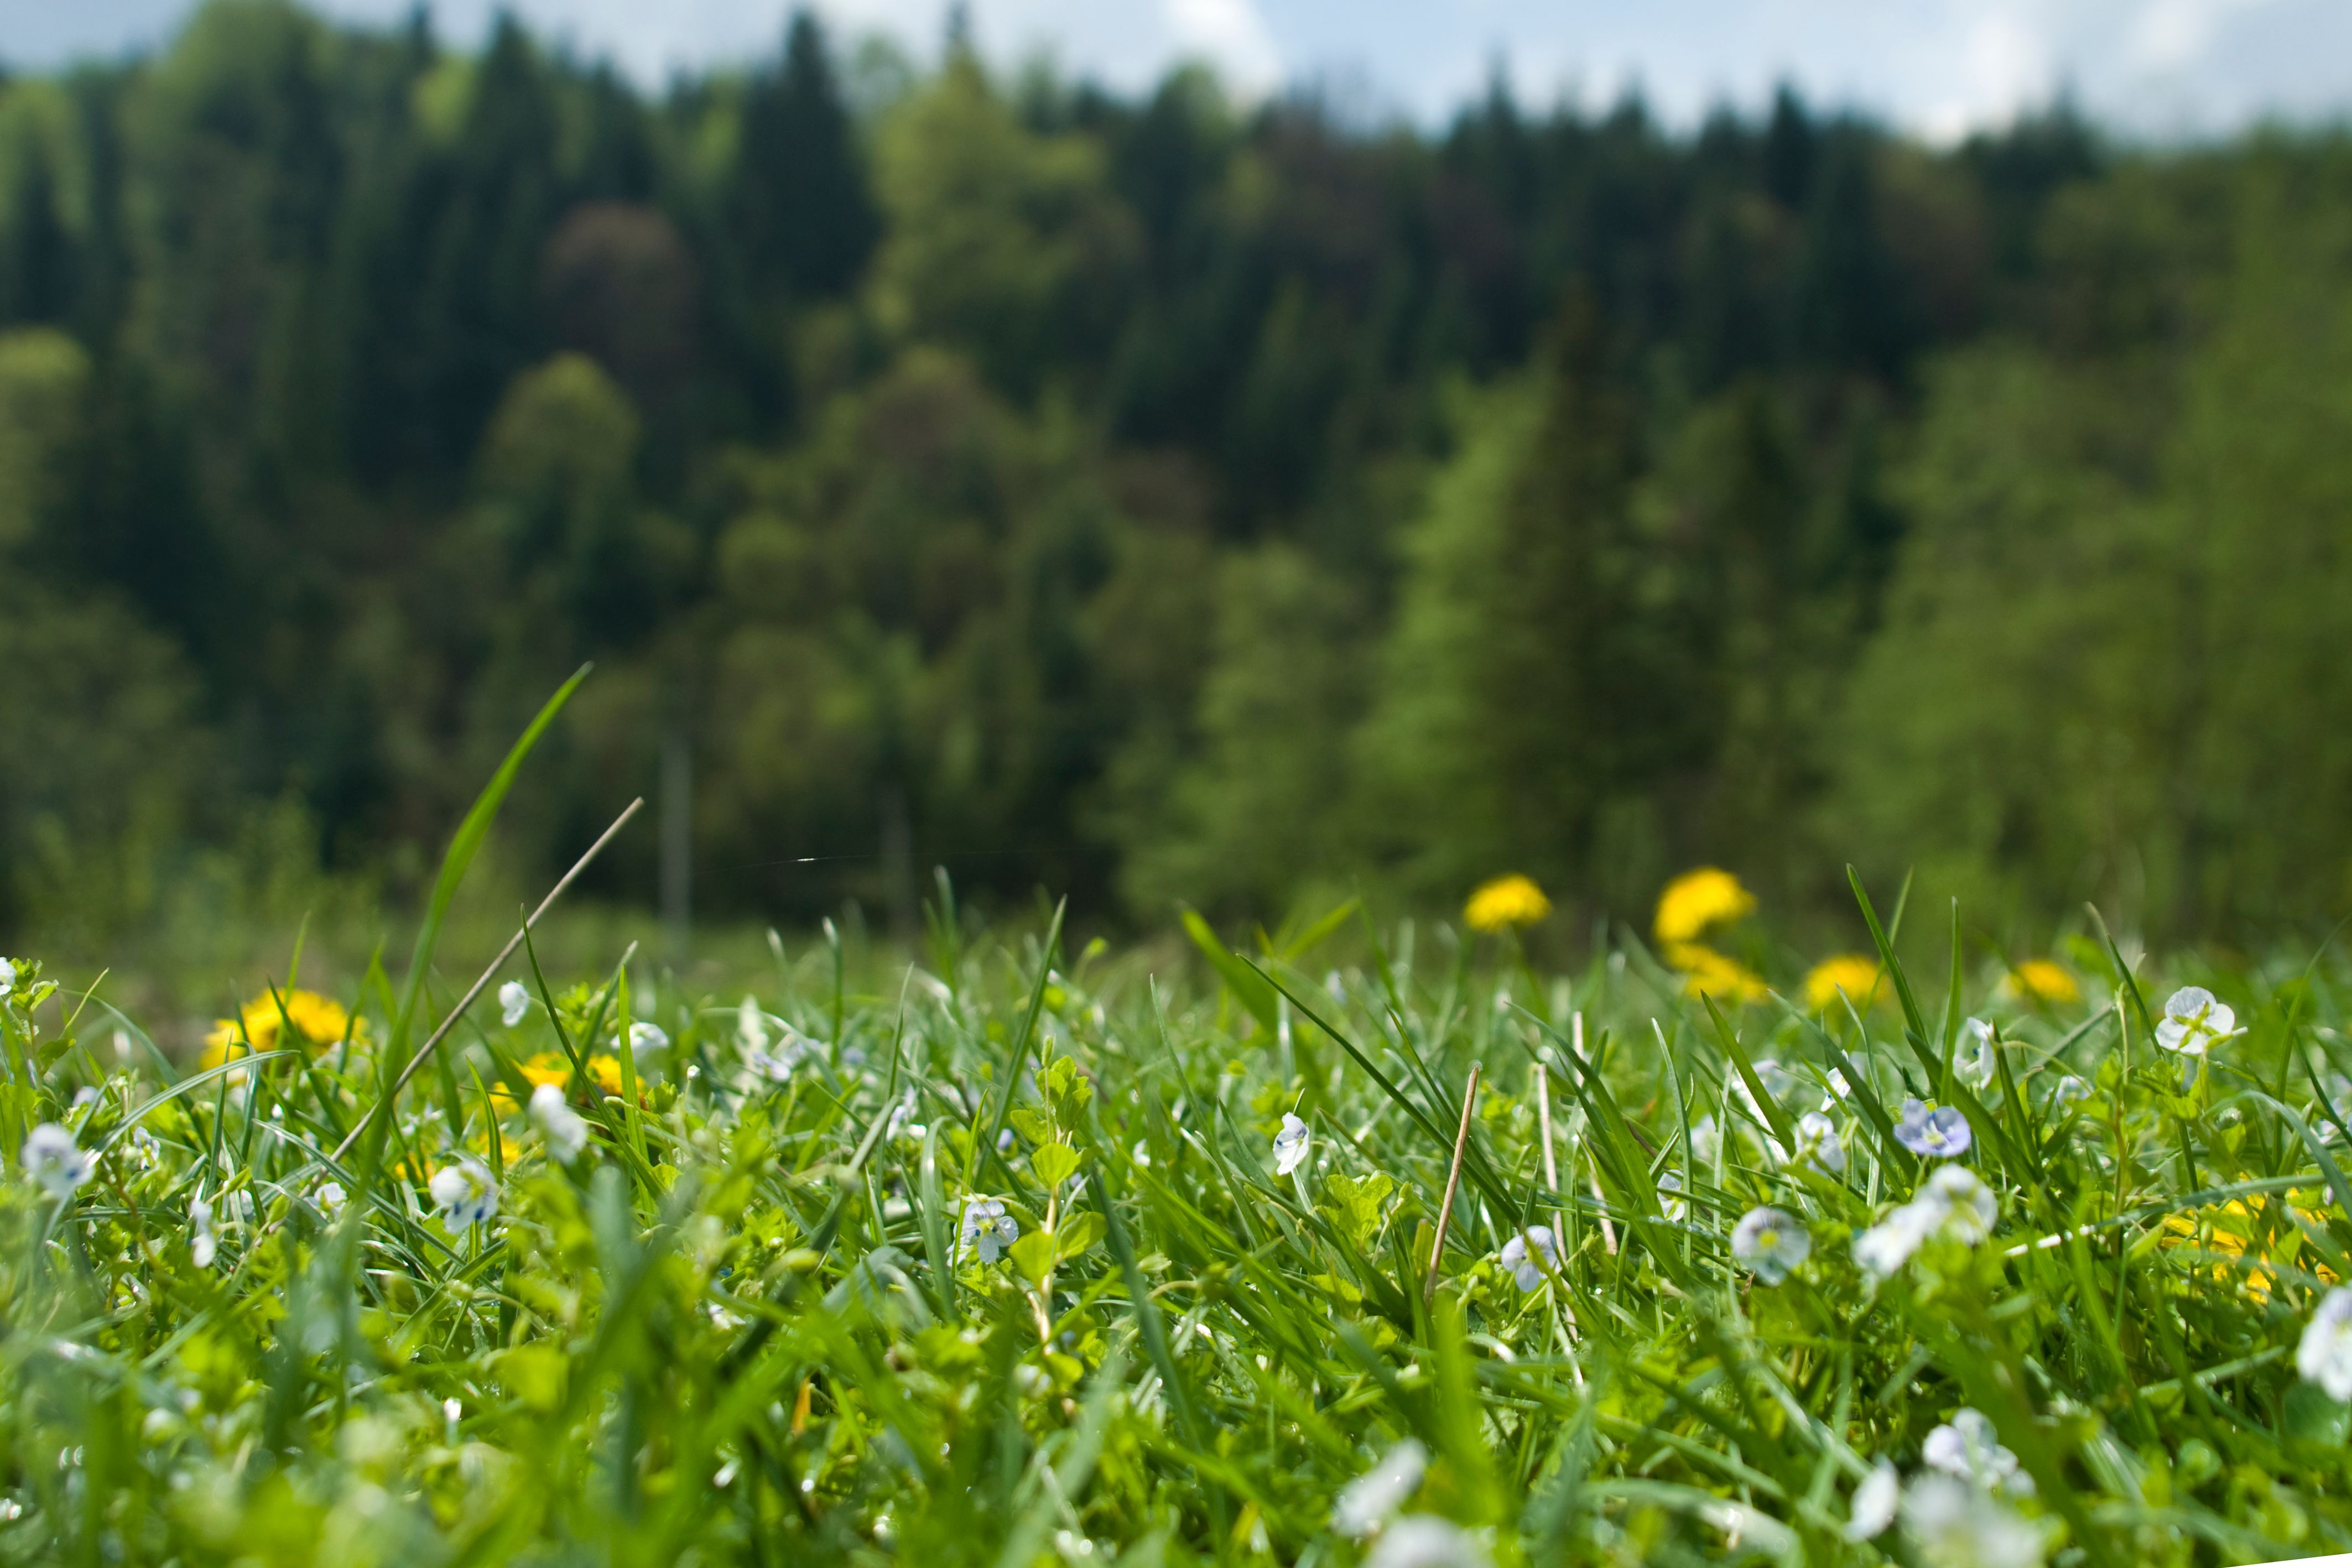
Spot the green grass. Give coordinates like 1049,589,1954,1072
7,845,2352,1563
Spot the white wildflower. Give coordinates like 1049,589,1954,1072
1334,1438,1428,1537
1498,1226,1558,1290
2155,985,2241,1056
737,996,768,1055
1923,1165,1999,1245
1689,1114,1720,1165
1364,1515,1492,1568
1730,1206,1812,1284
1895,1098,1971,1159
1656,1169,1686,1221
960,1197,1018,1263
313,1181,346,1215
1793,1110,1846,1174
20,1123,92,1201
1272,1113,1310,1175
498,981,530,1027
1924,1408,2032,1497
1855,1198,1942,1279
1856,1166,1997,1279
428,1158,499,1228
0,957,14,996
2052,1075,2091,1106
627,1022,669,1054
530,1082,589,1164
190,1197,217,1268
886,1092,924,1143
1955,1019,1999,1091
1847,1461,1900,1541
1901,1473,2044,1568
2297,1286,2352,1400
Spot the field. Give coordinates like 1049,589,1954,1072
7,730,2352,1568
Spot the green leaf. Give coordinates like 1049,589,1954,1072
497,1344,567,1413
1054,1209,1105,1260
2284,1381,2349,1449
1180,905,1280,1034
1009,1228,1057,1284
1031,1142,1081,1189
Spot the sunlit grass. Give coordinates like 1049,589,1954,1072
7,814,2352,1564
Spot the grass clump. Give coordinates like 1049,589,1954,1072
4,874,2352,1567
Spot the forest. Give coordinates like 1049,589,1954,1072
4,0,2352,949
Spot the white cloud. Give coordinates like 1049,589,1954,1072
1162,0,1282,100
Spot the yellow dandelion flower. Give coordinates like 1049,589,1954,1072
200,989,365,1069
1999,960,2080,1006
1653,867,1756,946
1465,874,1552,933
2160,1199,2337,1301
1803,954,1883,1012
1667,942,1768,1004
586,1055,626,1097
521,1051,572,1088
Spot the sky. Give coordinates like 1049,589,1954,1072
11,0,2352,139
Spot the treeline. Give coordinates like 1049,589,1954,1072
2,0,2349,944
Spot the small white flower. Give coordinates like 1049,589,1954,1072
1847,1461,1900,1541
1730,1206,1811,1284
1131,1140,1151,1168
1272,1113,1310,1175
736,996,768,1055
0,956,15,996
627,1022,669,1054
1689,1114,1720,1165
1855,1199,1941,1278
1895,1098,1971,1159
1901,1474,2044,1568
1955,1019,1999,1090
2052,1075,2091,1106
1334,1438,1428,1536
498,981,530,1027
190,1197,217,1268
1855,1168,1997,1278
1498,1226,1559,1290
2298,1286,2352,1400
1923,1165,1999,1244
20,1123,92,1201
960,1197,1019,1263
1924,1408,2032,1497
1793,1111,1846,1174
2155,985,2241,1056
1826,1066,1853,1101
1656,1168,1686,1221
1363,1515,1492,1568
313,1181,346,1215
886,1092,924,1143
429,1158,499,1228
530,1082,589,1164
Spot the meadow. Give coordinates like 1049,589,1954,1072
7,707,2352,1568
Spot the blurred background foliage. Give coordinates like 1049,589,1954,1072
5,0,2352,956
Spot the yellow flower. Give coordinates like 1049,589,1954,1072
1803,954,1883,1012
2160,1198,2336,1301
494,1051,583,1116
1667,942,1768,1004
522,1051,572,1088
1465,874,1552,933
586,1055,626,1097
200,989,366,1069
1999,960,2080,1006
1653,868,1755,946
